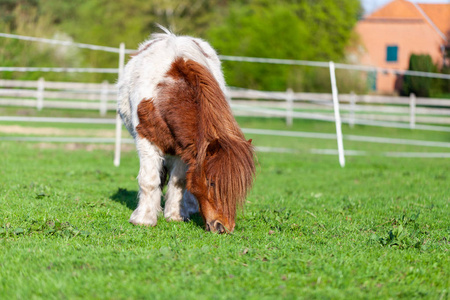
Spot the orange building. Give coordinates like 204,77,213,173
355,0,449,93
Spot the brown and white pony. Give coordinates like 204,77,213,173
118,28,255,233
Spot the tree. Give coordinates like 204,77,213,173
207,0,361,91
0,0,225,81
1,0,361,88
0,1,86,81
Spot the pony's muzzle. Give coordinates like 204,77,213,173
206,220,226,234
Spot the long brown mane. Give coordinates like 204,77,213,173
136,57,255,222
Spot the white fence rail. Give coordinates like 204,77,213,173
0,79,117,116
1,78,449,132
227,89,450,132
1,32,449,166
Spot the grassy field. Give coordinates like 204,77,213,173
0,111,449,299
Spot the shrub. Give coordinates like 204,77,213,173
401,54,436,97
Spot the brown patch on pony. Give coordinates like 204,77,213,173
130,39,161,57
192,40,210,58
136,57,255,230
136,98,176,155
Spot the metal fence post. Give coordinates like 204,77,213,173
349,91,356,128
100,80,108,116
410,93,416,129
329,61,345,167
114,43,125,167
286,88,293,127
36,77,45,111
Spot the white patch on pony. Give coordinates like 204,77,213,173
129,136,163,226
164,156,188,221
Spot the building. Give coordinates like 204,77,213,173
355,0,450,93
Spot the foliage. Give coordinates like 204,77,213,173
401,54,437,97
373,213,427,250
0,0,225,81
207,0,361,91
0,0,361,91
0,2,86,81
0,219,90,238
433,65,450,97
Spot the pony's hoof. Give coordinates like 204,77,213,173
164,206,187,222
165,214,184,222
129,210,157,226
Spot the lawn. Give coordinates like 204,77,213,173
0,113,449,299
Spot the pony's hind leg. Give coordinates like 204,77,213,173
164,157,189,221
182,190,199,217
129,137,164,226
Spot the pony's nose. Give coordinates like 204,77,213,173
206,220,225,234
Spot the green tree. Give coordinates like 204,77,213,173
207,0,361,91
0,0,225,81
0,2,88,81
1,0,361,89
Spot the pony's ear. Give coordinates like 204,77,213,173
206,138,221,157
247,139,252,144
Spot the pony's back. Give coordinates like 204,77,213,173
118,31,227,137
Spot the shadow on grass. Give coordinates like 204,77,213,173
110,188,138,211
188,212,205,229
110,187,205,229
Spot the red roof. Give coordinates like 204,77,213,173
365,0,450,40
418,3,450,39
367,0,423,20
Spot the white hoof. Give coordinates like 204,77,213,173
165,213,185,222
129,209,158,226
164,204,186,222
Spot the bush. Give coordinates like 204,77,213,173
401,54,436,97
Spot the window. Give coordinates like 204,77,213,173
367,71,377,91
386,45,398,62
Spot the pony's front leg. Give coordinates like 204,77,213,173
129,137,163,226
164,157,188,221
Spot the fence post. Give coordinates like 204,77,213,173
349,91,356,128
409,93,416,129
36,77,45,111
100,80,108,116
286,88,293,127
114,43,125,167
329,61,345,167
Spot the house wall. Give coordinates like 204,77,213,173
356,20,444,93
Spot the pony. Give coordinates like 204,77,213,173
117,28,255,233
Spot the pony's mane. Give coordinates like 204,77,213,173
166,58,256,220
135,25,174,53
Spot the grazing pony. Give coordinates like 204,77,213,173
118,28,255,233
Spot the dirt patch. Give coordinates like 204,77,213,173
1,125,136,152
0,125,118,137
34,142,136,152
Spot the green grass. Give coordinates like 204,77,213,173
1,112,450,299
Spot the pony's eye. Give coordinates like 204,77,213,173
208,180,215,187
